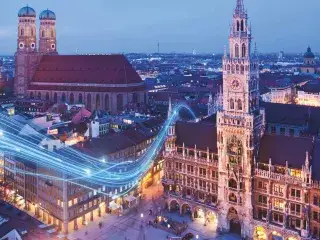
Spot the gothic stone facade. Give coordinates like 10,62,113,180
162,1,320,240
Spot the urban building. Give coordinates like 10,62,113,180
14,6,146,114
162,1,320,240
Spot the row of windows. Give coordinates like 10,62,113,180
230,99,242,110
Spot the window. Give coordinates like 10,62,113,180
313,211,320,222
280,128,285,135
187,165,194,173
273,213,284,223
241,43,246,58
258,195,267,205
257,208,267,220
273,184,283,196
199,180,206,190
237,99,242,110
235,44,239,58
212,171,218,180
230,99,235,110
229,193,237,203
274,199,284,211
199,168,206,177
290,169,301,178
271,126,276,134
290,203,301,215
314,195,320,207
290,218,301,229
258,181,267,190
291,188,301,198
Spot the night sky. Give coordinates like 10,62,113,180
0,0,318,54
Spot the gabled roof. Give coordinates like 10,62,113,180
175,119,217,153
31,55,143,85
258,134,314,169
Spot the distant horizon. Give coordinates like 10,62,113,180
0,0,319,54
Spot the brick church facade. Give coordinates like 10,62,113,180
14,7,146,114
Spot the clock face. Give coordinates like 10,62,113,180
51,44,55,50
19,42,24,49
230,78,241,90
31,43,35,49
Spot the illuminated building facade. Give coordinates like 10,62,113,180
14,6,146,114
162,1,320,240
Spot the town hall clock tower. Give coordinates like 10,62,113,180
216,0,265,238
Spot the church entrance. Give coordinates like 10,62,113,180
227,207,241,235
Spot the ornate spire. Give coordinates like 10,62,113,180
235,0,245,15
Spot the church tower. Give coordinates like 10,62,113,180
216,0,265,238
39,9,58,54
14,6,39,97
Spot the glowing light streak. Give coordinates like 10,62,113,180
0,103,195,196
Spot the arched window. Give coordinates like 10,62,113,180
117,94,123,112
227,65,231,71
41,30,45,38
132,93,138,103
37,92,41,100
237,99,242,110
70,93,74,104
45,92,50,101
30,92,34,99
228,179,237,189
96,94,100,109
242,43,246,58
62,93,66,102
20,28,24,36
78,93,83,104
236,65,239,71
230,99,234,110
53,93,58,103
240,65,244,74
231,65,235,74
86,94,91,111
235,44,239,58
236,21,240,31
241,20,244,31
105,94,109,111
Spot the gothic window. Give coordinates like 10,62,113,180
62,93,66,102
242,44,246,58
53,93,57,103
41,30,45,38
229,193,237,203
20,28,24,36
78,93,83,104
105,94,109,111
237,21,240,31
117,94,123,112
241,20,244,31
235,44,239,58
86,94,92,111
96,94,100,109
37,92,41,99
45,92,50,101
70,93,74,104
228,179,237,189
231,65,235,74
240,65,244,74
30,92,34,99
237,99,242,110
230,99,234,110
236,65,239,71
227,65,230,71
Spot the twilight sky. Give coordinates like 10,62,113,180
0,0,318,55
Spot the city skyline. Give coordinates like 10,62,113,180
0,0,319,55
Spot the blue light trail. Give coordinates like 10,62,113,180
0,103,196,197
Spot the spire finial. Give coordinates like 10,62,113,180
235,0,245,14
254,42,258,56
224,45,227,57
168,96,172,118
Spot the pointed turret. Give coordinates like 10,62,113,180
168,96,172,119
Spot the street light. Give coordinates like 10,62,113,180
196,234,199,239
141,213,144,218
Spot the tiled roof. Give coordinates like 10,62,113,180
258,134,314,169
175,119,217,153
31,54,144,85
262,102,320,135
